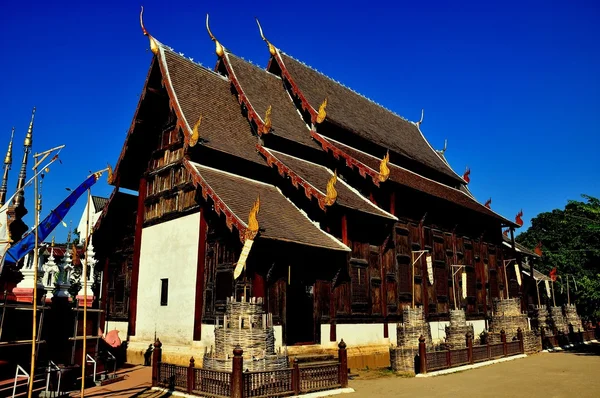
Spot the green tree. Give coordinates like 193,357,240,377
517,195,600,320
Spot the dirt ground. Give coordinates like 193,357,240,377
78,343,600,397
347,343,600,398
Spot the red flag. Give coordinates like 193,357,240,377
484,198,492,209
503,229,509,237
534,242,543,257
463,167,471,184
549,267,557,282
515,210,524,227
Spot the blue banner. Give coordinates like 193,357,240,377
3,174,98,267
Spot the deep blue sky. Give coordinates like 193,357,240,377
1,0,598,241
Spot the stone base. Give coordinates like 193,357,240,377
389,346,418,373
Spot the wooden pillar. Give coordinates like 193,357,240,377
252,273,265,300
129,177,146,336
292,358,300,394
418,335,427,374
231,346,243,398
338,339,348,388
501,330,507,356
193,210,208,341
517,328,524,353
151,338,162,387
420,222,429,315
466,332,473,364
187,357,195,394
99,257,109,328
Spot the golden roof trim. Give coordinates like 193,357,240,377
316,97,328,124
255,18,277,56
379,150,390,182
262,105,272,135
324,171,338,206
245,195,260,240
140,6,160,55
206,14,225,58
190,115,202,147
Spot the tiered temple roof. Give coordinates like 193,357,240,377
111,13,519,251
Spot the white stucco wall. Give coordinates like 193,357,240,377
429,319,487,343
104,320,129,337
136,212,200,345
321,324,391,347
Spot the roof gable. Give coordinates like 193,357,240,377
161,50,265,165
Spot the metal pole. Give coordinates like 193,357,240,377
81,189,91,397
411,253,415,309
452,267,457,310
503,261,510,299
27,157,40,398
551,280,556,307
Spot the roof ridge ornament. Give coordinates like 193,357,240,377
416,108,424,127
190,115,202,147
206,14,225,58
316,97,328,124
437,139,448,155
379,150,390,182
324,171,338,206
261,105,272,135
140,7,159,55
255,17,276,56
462,167,471,184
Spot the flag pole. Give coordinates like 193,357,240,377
25,145,64,398
27,153,41,398
81,189,91,397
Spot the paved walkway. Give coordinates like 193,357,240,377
77,343,600,397
348,343,600,397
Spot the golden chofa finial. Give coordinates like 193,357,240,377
107,163,115,184
245,195,260,240
4,127,14,166
255,17,276,56
261,106,272,135
324,171,338,206
140,6,160,55
206,14,225,58
190,115,202,147
379,150,390,182
24,107,35,148
316,97,328,124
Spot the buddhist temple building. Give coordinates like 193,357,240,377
98,11,524,367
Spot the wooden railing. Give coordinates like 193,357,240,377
418,329,525,374
151,338,349,398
